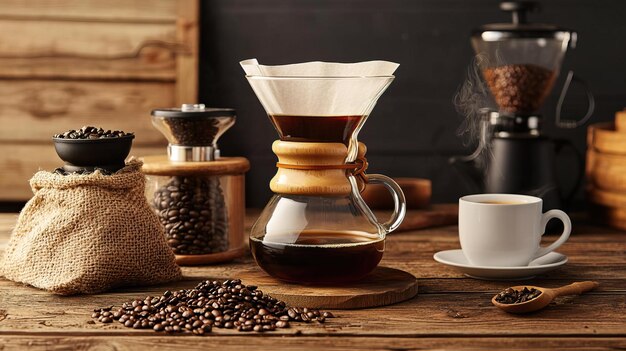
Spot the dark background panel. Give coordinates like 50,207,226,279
199,0,626,208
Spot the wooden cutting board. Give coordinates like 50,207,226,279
376,203,458,233
237,266,418,309
362,178,431,209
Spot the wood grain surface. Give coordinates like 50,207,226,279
0,0,177,22
0,211,625,350
0,80,173,145
0,144,162,201
0,19,177,81
0,0,198,202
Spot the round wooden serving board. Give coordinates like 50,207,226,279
237,266,418,309
175,247,246,266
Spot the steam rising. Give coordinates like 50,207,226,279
452,55,495,169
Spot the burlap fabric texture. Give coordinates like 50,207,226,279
0,160,182,295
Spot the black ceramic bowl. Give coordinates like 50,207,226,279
53,135,135,172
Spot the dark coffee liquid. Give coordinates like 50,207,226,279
250,230,384,284
269,115,365,144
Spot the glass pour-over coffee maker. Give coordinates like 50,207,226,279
241,59,406,284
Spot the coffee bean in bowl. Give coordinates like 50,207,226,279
53,126,135,173
54,126,134,139
54,167,113,176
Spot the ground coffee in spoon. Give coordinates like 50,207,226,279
495,287,542,304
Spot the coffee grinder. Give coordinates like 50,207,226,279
142,104,250,265
452,1,594,211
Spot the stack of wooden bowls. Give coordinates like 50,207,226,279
587,109,626,230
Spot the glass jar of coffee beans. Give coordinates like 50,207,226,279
142,158,249,265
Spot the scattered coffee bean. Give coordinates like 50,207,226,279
276,320,289,328
153,176,228,255
53,167,114,176
54,126,133,139
495,287,542,304
483,64,556,114
92,279,333,334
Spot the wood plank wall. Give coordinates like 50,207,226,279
199,0,626,208
0,0,199,201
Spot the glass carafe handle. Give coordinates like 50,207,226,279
366,174,407,233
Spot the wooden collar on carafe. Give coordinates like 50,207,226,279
271,140,368,196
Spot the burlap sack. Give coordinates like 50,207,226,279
0,160,181,295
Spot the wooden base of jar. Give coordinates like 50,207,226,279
238,266,418,309
175,246,246,266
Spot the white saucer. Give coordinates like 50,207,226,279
433,250,568,280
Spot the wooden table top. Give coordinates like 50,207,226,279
0,211,625,350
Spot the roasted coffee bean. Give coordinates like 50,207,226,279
54,126,133,139
153,176,228,255
160,117,224,146
92,279,333,335
483,64,556,114
53,167,114,176
495,287,542,304
276,320,289,328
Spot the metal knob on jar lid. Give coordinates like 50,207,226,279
151,104,236,162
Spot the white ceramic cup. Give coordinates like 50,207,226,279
459,194,571,267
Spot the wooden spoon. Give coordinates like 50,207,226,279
492,281,600,314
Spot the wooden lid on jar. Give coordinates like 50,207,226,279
140,155,250,176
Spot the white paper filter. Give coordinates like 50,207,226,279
240,58,399,116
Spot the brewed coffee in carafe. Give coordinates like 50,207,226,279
242,59,406,284
270,115,365,144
